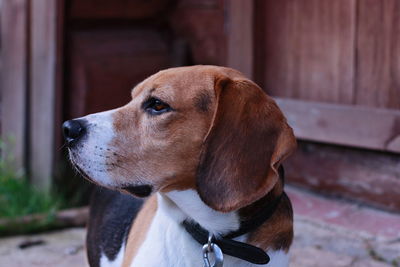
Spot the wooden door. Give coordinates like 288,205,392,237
227,0,400,211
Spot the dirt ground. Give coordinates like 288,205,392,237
0,188,399,267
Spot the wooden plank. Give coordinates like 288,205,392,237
0,0,28,173
355,0,400,109
255,0,356,104
29,0,58,191
0,206,89,236
69,0,170,20
275,98,400,153
226,0,253,79
286,141,400,213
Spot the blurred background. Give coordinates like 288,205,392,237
0,0,399,266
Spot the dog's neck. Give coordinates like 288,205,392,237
161,189,241,236
160,183,283,238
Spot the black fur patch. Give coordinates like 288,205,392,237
86,186,144,267
122,185,153,198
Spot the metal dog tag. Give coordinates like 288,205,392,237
202,235,223,267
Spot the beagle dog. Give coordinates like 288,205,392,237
63,65,297,267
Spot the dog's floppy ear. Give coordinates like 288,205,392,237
196,76,296,212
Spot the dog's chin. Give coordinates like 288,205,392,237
121,185,153,198
73,164,153,198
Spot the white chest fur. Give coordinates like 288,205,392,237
130,195,203,267
130,191,289,267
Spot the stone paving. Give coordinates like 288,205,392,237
287,186,400,267
0,187,399,266
0,228,86,267
291,215,400,267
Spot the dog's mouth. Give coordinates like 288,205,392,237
68,149,153,198
121,185,153,198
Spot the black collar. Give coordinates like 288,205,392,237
182,167,286,265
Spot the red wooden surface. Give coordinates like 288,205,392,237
169,0,226,65
276,98,400,153
248,0,400,211
254,0,400,110
355,0,400,109
226,0,253,78
69,0,171,20
67,28,171,118
255,0,356,104
65,0,227,119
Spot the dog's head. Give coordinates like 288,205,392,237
63,65,296,212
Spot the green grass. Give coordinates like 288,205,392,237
0,139,65,235
0,167,62,219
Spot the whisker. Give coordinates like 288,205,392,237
59,142,67,151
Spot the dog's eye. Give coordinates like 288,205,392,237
143,97,172,115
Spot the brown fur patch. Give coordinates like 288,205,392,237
122,196,158,267
246,192,294,252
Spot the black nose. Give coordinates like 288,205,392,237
62,119,86,146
